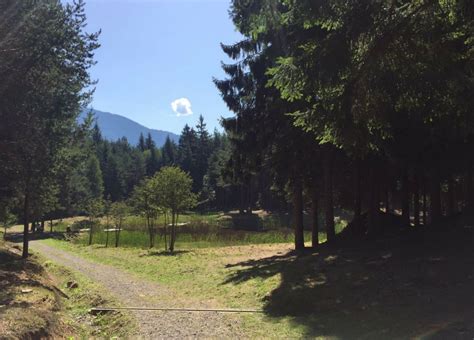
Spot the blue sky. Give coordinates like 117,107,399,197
83,0,242,134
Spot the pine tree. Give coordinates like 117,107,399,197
195,115,212,192
161,136,178,167
0,0,100,257
86,155,104,200
138,133,146,152
145,133,155,150
177,124,198,176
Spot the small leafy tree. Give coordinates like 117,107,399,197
85,198,104,246
154,167,197,253
131,179,160,248
111,201,129,247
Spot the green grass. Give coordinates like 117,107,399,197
38,255,137,338
78,228,310,248
51,221,69,232
37,221,474,339
122,212,222,231
78,227,344,249
72,211,346,249
40,239,311,338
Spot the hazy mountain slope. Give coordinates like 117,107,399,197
79,109,179,147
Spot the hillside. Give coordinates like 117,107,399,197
79,109,179,147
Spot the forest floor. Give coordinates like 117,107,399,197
0,238,135,339
27,224,474,339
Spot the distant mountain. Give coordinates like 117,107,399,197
79,109,179,147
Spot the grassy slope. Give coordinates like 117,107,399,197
0,239,136,339
42,228,474,339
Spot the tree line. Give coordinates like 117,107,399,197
214,0,474,249
87,114,231,206
0,1,207,257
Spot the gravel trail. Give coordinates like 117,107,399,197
31,241,243,339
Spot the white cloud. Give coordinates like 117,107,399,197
171,97,193,117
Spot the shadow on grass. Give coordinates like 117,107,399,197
139,250,190,257
223,229,474,339
5,231,66,244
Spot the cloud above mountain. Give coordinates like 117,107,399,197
171,97,193,117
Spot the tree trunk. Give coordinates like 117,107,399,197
239,184,245,214
311,185,319,249
447,177,456,216
401,170,410,227
324,149,335,242
150,222,155,248
353,158,362,233
292,179,304,250
247,177,252,214
50,219,53,233
164,213,168,251
430,171,442,225
88,219,93,246
384,189,390,214
367,163,379,236
22,191,29,258
413,172,420,227
422,190,427,225
467,164,474,209
169,212,176,252
115,224,121,248
105,216,109,247
147,216,153,248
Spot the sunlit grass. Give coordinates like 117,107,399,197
73,217,346,249
40,239,312,338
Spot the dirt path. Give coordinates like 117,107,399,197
30,241,243,339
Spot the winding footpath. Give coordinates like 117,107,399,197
30,241,243,339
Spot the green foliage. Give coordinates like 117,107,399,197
85,198,104,246
110,201,130,227
218,0,474,241
0,0,100,256
153,166,197,251
85,198,104,220
130,177,161,248
130,179,160,220
154,166,197,215
86,155,104,200
0,203,16,239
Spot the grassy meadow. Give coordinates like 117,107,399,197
64,211,347,249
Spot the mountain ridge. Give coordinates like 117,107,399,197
79,109,179,147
